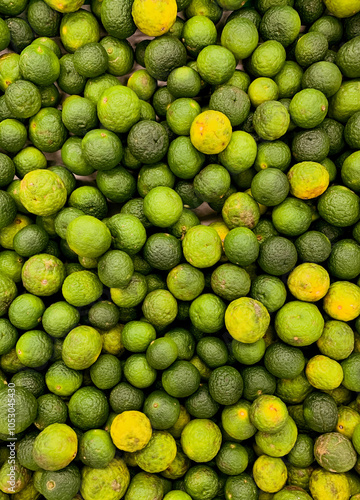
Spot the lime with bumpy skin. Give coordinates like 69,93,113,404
225,297,270,343
19,43,60,86
33,423,77,472
97,85,140,134
183,225,222,268
143,187,183,228
21,253,66,297
62,271,103,307
5,80,41,119
190,110,232,155
82,128,123,171
66,215,111,259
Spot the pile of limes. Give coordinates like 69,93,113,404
1,0,360,499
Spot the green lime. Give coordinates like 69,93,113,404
88,301,120,331
272,197,312,236
82,128,123,171
60,10,100,53
90,354,122,390
62,271,103,307
73,41,108,78
100,36,133,76
250,274,287,312
8,293,45,330
211,263,251,301
182,15,217,57
222,192,260,229
146,337,178,372
13,224,49,258
142,289,178,328
181,419,221,463
224,227,259,267
328,239,360,280
61,95,97,137
84,73,119,105
34,393,67,430
302,61,342,98
210,85,251,126
253,100,290,141
0,119,27,154
97,85,140,133
275,300,324,346
196,337,228,369
295,32,328,67
318,185,360,227
167,66,201,98
185,0,222,23
231,338,266,365
260,6,301,46
127,70,156,102
274,60,303,99
248,77,279,107
144,35,187,81
79,429,115,469
66,215,111,259
251,168,289,206
137,163,174,197
58,54,87,95
68,185,108,218
197,45,236,85
221,17,259,60
0,318,18,355
183,225,222,268
219,130,257,175
69,386,109,430
110,272,148,308
123,353,157,389
5,80,41,119
289,88,328,129
122,320,156,353
249,40,286,77
128,120,169,164
61,137,94,176
29,108,67,153
19,43,60,86
0,153,15,187
184,465,219,499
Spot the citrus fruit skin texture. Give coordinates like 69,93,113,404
323,281,360,321
324,0,360,18
190,110,232,154
132,0,177,37
287,263,330,302
32,423,78,471
110,410,152,452
225,297,270,343
20,170,67,216
288,162,329,200
3,1,360,498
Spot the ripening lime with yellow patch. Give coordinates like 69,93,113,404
323,0,360,18
323,281,360,321
287,263,330,302
210,221,229,256
190,110,232,155
287,162,329,200
19,170,67,216
110,411,152,452
305,354,343,390
42,0,85,12
132,0,177,37
225,297,270,343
